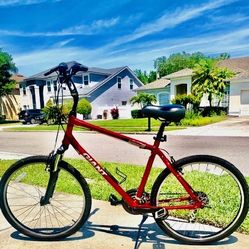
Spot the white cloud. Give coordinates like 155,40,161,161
53,38,75,48
13,26,249,76
0,17,119,37
106,0,239,48
0,0,60,6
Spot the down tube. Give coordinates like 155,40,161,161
68,134,133,204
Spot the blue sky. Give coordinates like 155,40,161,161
0,0,249,76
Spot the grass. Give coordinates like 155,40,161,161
0,158,248,234
4,114,227,132
180,114,227,126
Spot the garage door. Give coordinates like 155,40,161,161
240,90,249,115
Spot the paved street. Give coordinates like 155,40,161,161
0,130,249,175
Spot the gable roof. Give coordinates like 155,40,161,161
86,66,142,97
11,74,26,82
218,57,249,80
135,77,170,91
164,68,193,79
25,61,126,81
23,62,143,99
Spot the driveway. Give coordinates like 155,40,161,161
168,116,249,136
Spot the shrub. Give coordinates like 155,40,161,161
131,109,144,119
43,99,70,124
172,94,200,111
199,106,228,117
110,107,119,119
77,98,92,119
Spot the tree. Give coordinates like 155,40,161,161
77,98,92,119
154,52,206,77
0,49,17,117
134,69,157,84
192,58,235,107
130,93,157,108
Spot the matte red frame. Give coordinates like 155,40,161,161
61,115,202,211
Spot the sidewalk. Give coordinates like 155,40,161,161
0,199,248,249
168,117,249,137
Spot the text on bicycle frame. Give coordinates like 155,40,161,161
83,153,108,176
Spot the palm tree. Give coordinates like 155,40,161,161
130,93,157,132
130,93,157,108
192,59,234,107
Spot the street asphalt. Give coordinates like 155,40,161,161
0,117,249,248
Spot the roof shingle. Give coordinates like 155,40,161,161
135,78,170,91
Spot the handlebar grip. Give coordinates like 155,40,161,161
44,66,59,76
78,65,88,72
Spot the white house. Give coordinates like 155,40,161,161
19,62,143,119
136,57,249,116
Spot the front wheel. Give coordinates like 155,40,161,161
0,156,92,240
151,155,248,244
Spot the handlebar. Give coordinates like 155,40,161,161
44,62,88,77
44,62,89,117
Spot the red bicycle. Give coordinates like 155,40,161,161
0,62,248,245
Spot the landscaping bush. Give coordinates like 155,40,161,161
110,107,119,119
77,98,92,119
172,94,200,111
199,106,228,116
131,109,144,119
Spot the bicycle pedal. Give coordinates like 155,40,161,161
108,194,121,206
155,208,168,219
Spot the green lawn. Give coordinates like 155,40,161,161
0,158,248,234
4,115,227,132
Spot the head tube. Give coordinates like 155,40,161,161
66,79,79,116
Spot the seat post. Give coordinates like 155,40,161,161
154,121,169,142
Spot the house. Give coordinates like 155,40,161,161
134,77,171,105
0,74,25,120
135,68,192,106
19,62,143,119
136,57,249,116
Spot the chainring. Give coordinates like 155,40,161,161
121,189,150,215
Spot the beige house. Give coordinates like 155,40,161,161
0,74,25,120
136,57,249,116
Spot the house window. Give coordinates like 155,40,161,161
122,101,127,106
117,77,122,89
130,78,134,90
158,92,170,105
53,80,57,92
83,75,89,85
47,80,51,92
22,85,26,95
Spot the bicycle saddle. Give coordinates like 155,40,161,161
142,104,185,122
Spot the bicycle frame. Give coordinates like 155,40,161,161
59,114,203,212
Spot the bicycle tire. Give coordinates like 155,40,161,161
151,155,248,244
0,156,92,240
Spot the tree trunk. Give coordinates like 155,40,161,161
208,94,212,107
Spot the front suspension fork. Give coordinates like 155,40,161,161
40,145,67,206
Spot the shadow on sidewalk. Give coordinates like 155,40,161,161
10,208,238,248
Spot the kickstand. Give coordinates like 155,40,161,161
134,214,148,249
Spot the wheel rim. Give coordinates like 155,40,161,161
155,161,244,241
3,162,86,237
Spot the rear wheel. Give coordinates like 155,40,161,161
151,155,248,244
0,156,91,240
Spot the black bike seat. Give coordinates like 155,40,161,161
142,104,185,122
